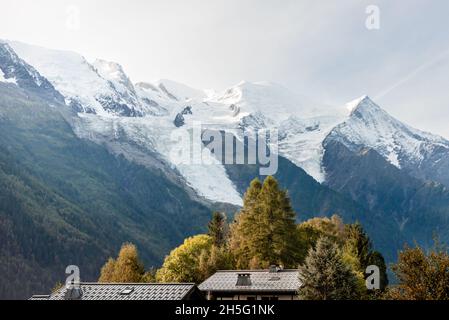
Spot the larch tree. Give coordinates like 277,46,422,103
98,243,146,283
229,176,301,269
98,258,117,282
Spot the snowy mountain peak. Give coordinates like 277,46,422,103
345,95,370,113
135,81,159,92
155,79,207,102
93,59,133,91
327,95,449,171
344,95,394,127
8,41,120,115
7,41,165,117
92,58,141,109
0,41,64,102
210,81,336,123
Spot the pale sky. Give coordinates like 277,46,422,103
1,0,449,138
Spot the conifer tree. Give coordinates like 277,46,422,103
298,236,363,300
229,178,262,268
297,215,346,263
98,243,145,283
344,223,388,290
344,223,372,269
208,212,228,247
98,258,117,282
229,176,300,268
141,268,157,283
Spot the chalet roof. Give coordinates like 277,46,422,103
199,269,301,293
29,283,199,300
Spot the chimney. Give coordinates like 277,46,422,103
236,273,252,286
269,265,283,273
64,284,83,300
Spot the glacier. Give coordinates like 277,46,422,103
6,40,449,206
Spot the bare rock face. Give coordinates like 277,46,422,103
173,106,193,127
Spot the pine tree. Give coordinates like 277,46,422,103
98,243,145,283
229,176,300,268
298,236,363,300
208,212,228,247
344,223,388,290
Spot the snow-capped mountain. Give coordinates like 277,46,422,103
3,40,449,206
155,79,207,102
329,95,449,167
325,96,449,186
205,81,349,182
8,41,171,117
0,41,64,102
6,39,449,274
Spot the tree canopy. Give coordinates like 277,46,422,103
230,176,301,268
98,243,146,283
299,236,364,300
156,233,234,284
388,242,449,300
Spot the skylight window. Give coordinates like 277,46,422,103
268,276,281,281
119,287,134,295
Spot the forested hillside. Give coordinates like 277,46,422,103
0,83,211,299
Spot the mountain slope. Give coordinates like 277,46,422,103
0,82,212,299
323,140,449,251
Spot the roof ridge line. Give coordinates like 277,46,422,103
73,282,197,285
215,269,298,272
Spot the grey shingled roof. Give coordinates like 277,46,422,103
199,269,301,293
30,283,197,300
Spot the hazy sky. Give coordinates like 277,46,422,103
1,0,449,137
